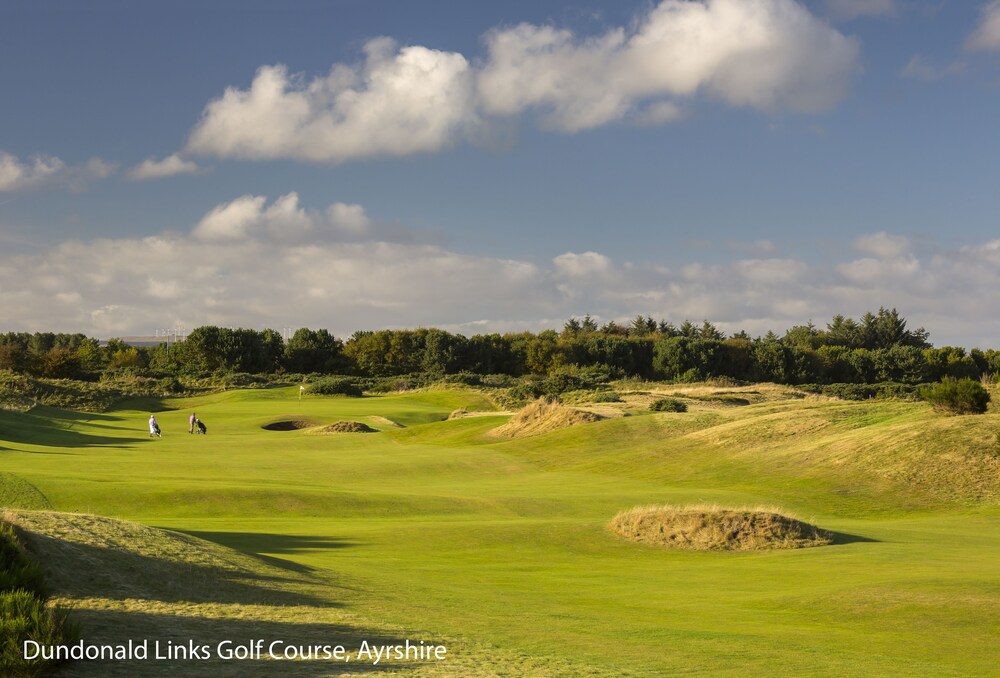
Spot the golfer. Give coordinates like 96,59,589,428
189,412,196,434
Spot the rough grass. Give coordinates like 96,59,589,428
317,421,377,434
489,398,602,438
610,504,833,551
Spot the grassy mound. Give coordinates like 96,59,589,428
490,398,601,438
261,420,317,431
610,505,833,551
318,421,376,433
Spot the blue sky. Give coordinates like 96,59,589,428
1,0,999,347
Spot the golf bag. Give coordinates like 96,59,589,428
151,423,161,437
196,419,207,435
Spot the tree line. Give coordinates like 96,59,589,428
2,308,998,385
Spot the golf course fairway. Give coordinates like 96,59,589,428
1,384,998,676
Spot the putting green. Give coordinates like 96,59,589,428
1,385,998,676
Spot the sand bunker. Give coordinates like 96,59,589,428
317,421,377,434
261,420,318,431
610,505,832,551
490,398,601,438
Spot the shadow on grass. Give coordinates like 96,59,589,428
22,529,340,609
0,408,143,450
174,531,360,574
52,609,440,677
828,531,880,546
109,397,179,413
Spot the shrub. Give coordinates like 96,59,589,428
507,382,543,403
0,521,77,677
479,373,516,388
650,398,687,413
0,524,46,598
0,590,77,677
307,377,363,397
158,377,184,394
591,391,623,403
538,373,584,396
920,377,991,414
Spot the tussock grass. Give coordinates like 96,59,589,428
316,421,376,433
489,398,601,439
610,504,833,551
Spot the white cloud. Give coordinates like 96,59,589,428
0,151,114,192
0,152,65,191
968,1,1000,51
854,231,910,258
735,258,807,284
192,194,267,242
191,193,377,243
184,1,858,161
477,0,860,132
326,202,371,235
186,38,475,162
6,198,1000,347
837,255,920,283
825,0,895,20
901,55,965,81
127,153,201,181
553,251,614,278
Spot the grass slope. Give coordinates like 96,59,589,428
0,384,997,676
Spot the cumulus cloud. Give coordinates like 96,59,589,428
127,153,201,181
186,38,476,162
478,0,859,132
190,193,375,243
0,151,114,192
0,152,65,191
967,1,1000,51
824,0,895,20
184,1,858,161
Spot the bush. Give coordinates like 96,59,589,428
650,398,687,412
479,373,516,388
0,521,77,677
0,524,46,598
158,377,184,394
439,372,482,386
307,377,363,397
591,391,623,403
0,590,77,677
538,373,584,396
512,381,545,398
920,377,991,414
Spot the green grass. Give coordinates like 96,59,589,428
0,384,998,676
